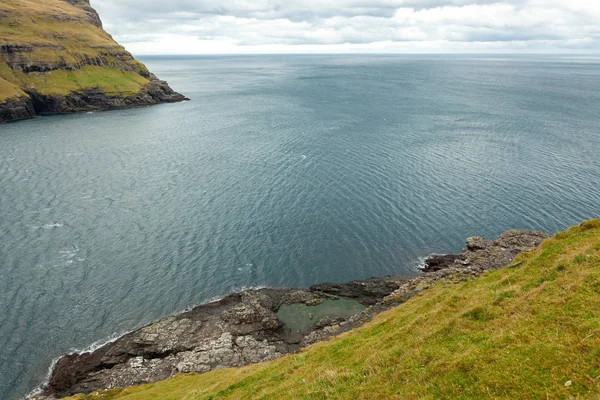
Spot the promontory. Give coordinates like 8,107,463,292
0,0,187,124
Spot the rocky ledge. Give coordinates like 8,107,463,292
33,228,549,399
0,96,36,123
0,75,188,124
30,74,188,115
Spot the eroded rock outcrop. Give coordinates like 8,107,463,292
37,280,405,399
386,229,550,304
301,230,549,346
0,96,35,122
32,228,550,399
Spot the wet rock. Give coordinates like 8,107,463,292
310,276,404,306
421,254,463,272
40,277,406,399
305,298,325,306
314,316,346,330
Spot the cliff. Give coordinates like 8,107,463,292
0,0,186,123
44,220,600,399
31,224,572,399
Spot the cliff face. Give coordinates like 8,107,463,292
32,221,600,400
0,0,187,123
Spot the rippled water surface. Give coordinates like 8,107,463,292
1,55,600,399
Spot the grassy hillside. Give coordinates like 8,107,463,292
0,62,149,97
0,0,184,122
0,74,26,101
68,219,600,400
1,0,132,61
0,0,150,100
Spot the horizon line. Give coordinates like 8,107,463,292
134,52,600,57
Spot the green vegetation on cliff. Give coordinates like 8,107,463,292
0,63,149,97
0,73,25,101
71,220,600,399
0,0,184,122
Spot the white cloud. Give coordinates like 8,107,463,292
90,0,600,54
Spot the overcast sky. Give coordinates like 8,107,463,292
91,0,600,55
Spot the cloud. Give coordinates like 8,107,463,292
89,0,600,54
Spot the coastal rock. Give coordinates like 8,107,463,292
25,77,187,117
314,316,346,330
0,96,36,123
34,229,549,399
310,276,404,305
421,254,463,272
386,229,550,305
39,279,406,398
461,230,549,271
466,236,487,251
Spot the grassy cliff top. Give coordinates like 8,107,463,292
0,0,151,102
0,0,143,68
69,219,600,399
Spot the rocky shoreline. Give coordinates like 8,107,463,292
32,229,548,399
0,75,188,124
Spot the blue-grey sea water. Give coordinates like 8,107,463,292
1,55,600,399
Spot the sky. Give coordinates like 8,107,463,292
91,0,600,55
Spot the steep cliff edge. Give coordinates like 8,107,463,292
0,0,187,123
33,228,549,399
43,220,600,399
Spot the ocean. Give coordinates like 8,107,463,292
1,55,599,399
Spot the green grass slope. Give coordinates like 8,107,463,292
0,73,26,101
70,220,600,400
0,0,150,100
0,0,185,122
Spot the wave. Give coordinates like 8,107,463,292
42,223,63,229
410,255,429,272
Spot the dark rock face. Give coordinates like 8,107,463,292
0,80,188,125
0,77,188,124
2,47,148,74
32,229,550,399
310,277,405,306
421,254,463,272
26,77,188,116
0,97,36,123
0,44,34,54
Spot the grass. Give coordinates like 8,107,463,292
4,64,150,96
0,0,150,101
0,75,26,101
67,219,600,400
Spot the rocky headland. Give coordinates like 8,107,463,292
32,228,548,399
0,0,187,124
